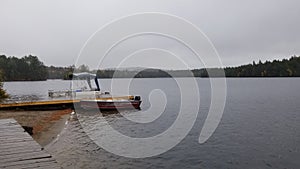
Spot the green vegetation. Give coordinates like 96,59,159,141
47,65,74,80
47,64,91,80
227,56,300,77
96,55,300,78
0,55,299,80
0,55,48,81
0,71,8,101
96,68,174,78
198,55,300,77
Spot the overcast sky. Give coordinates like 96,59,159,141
1,0,300,69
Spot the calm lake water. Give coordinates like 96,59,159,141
3,78,300,169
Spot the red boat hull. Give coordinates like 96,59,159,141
80,100,142,110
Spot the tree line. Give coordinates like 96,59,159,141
96,55,300,78
0,55,299,81
0,55,48,81
198,55,300,77
47,65,74,80
0,55,74,81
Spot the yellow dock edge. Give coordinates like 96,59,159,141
0,95,135,109
0,99,79,108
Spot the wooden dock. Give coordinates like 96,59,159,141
0,119,61,169
0,96,135,110
0,100,79,110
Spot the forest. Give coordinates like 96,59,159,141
199,55,300,77
228,56,300,77
0,55,48,81
96,55,300,78
0,55,299,81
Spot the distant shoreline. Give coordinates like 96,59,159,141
1,55,300,81
3,76,300,82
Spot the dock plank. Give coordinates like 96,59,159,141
0,151,51,163
0,147,43,156
0,119,61,169
0,158,59,168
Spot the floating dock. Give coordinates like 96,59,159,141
0,96,137,110
0,119,61,169
0,100,79,110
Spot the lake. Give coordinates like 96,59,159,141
3,78,300,169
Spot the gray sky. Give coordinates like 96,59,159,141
1,0,300,69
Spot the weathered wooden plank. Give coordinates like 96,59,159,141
0,119,61,169
0,132,28,137
0,125,24,130
0,140,39,149
0,129,25,133
0,131,27,136
0,128,23,132
0,122,16,126
3,162,60,169
0,146,41,154
0,122,20,126
0,137,32,142
0,130,26,134
0,157,58,168
0,127,23,131
0,118,18,124
0,123,25,128
0,135,32,140
0,143,40,151
0,146,41,153
0,133,35,140
0,132,29,137
3,161,61,169
0,123,20,128
0,151,51,163
0,147,42,156
0,127,27,133
0,139,33,145
35,165,62,169
0,138,34,144
0,143,41,151
0,148,51,159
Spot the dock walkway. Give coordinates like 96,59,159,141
0,100,78,110
0,119,61,169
